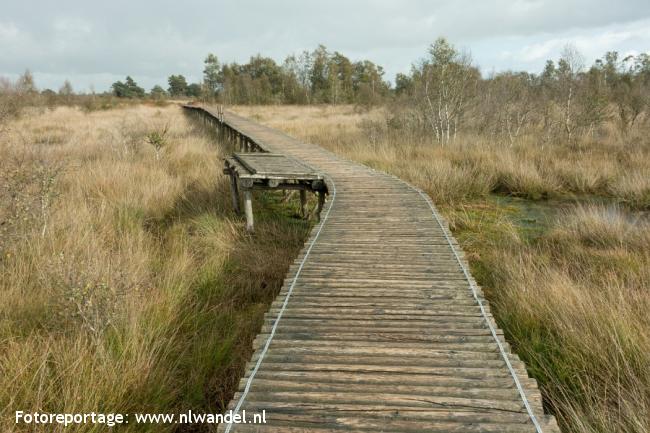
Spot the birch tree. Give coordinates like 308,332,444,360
557,44,584,142
414,38,478,145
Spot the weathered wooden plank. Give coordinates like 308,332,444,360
183,106,559,433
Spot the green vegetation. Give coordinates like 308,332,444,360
199,46,389,105
111,76,146,98
167,74,189,97
150,85,168,100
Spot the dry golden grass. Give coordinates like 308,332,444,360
467,205,650,433
233,105,650,208
0,105,310,432
232,104,650,433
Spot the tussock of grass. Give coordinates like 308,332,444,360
609,168,650,210
0,105,310,432
549,205,650,249
233,104,650,433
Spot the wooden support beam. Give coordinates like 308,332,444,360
242,183,311,191
300,190,308,218
315,191,326,221
222,152,325,229
243,189,254,232
228,172,241,215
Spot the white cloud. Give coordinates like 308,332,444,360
502,18,650,68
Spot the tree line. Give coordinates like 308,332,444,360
3,39,649,143
110,74,203,99
393,38,650,145
106,44,390,104
152,40,650,143
201,46,390,105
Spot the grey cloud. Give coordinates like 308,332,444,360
1,0,649,91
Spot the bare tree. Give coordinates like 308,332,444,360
0,76,26,132
58,80,74,104
495,73,535,145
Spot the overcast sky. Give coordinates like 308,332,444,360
1,0,649,92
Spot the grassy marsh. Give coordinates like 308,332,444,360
233,104,650,433
0,105,310,432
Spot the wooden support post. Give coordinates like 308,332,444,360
228,172,241,214
300,190,308,218
315,191,326,221
243,190,254,232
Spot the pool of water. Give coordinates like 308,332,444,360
488,194,649,241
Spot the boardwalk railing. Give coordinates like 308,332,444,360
185,104,269,153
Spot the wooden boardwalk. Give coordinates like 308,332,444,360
185,106,560,433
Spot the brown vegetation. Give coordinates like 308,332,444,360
234,104,650,208
0,105,310,432
232,103,650,433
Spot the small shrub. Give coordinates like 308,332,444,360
145,124,169,160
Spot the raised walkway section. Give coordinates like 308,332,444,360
184,106,560,433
